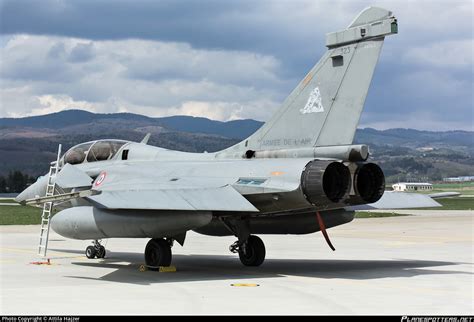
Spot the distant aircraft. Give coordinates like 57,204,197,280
16,7,440,269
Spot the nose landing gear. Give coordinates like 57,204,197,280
85,240,106,259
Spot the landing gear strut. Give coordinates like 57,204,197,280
230,235,266,267
144,238,172,270
222,217,266,267
85,240,106,259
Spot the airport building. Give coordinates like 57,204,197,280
392,182,433,192
443,176,474,182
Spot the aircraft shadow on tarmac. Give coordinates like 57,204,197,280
49,248,472,285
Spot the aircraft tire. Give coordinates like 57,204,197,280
239,235,266,267
96,246,106,258
145,239,172,270
86,246,96,259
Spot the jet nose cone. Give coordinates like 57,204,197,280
14,190,28,204
14,176,48,204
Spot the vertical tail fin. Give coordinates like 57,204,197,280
221,7,397,155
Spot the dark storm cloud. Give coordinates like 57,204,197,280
0,0,337,76
0,0,472,129
1,0,250,44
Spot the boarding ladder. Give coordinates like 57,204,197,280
38,144,62,257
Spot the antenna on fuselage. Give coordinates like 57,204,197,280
140,133,151,145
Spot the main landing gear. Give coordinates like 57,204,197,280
85,240,106,259
223,217,266,266
144,238,172,270
230,235,266,267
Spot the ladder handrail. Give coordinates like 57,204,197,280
38,144,62,258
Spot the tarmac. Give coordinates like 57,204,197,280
1,210,473,315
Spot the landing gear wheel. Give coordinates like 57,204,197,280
145,239,172,270
86,246,97,259
238,235,266,267
96,246,106,258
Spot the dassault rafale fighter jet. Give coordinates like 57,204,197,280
16,7,440,269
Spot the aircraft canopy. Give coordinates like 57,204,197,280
62,140,129,165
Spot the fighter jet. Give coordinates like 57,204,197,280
15,7,439,269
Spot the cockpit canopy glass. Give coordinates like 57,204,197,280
62,140,128,165
87,141,127,162
63,142,93,165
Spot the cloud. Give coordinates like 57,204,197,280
68,42,95,63
0,0,472,130
1,35,90,82
0,35,283,120
168,99,278,121
0,85,36,116
403,40,473,69
0,0,352,76
32,94,95,116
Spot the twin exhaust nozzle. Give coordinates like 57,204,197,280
301,160,385,208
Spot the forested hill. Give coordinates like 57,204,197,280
1,110,472,183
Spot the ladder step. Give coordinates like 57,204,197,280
37,145,61,258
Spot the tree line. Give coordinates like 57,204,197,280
0,171,36,193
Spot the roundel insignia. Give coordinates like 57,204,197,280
94,171,107,187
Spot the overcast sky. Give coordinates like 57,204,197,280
0,0,472,130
